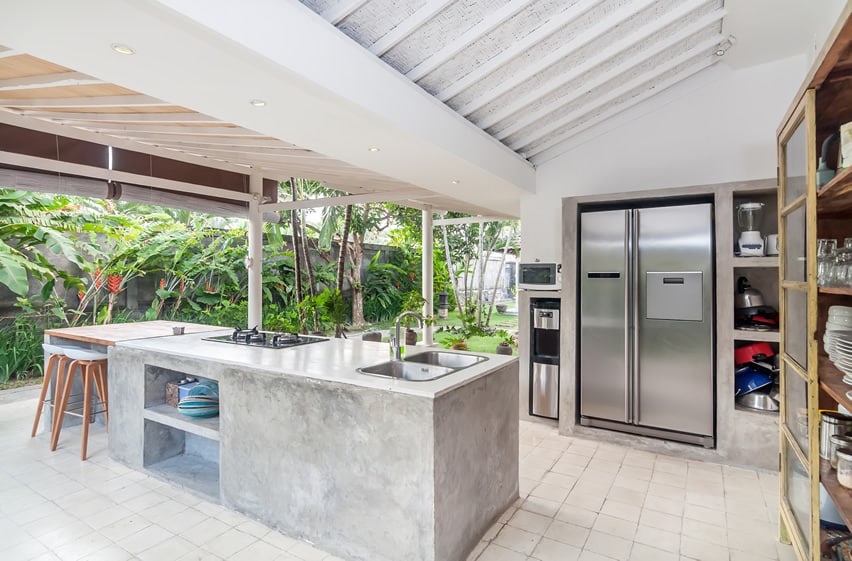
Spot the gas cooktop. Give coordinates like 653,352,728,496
203,327,328,349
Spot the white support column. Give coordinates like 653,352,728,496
422,206,434,346
247,173,264,329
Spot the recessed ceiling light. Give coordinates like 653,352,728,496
451,179,461,185
367,147,381,153
110,43,135,55
250,99,266,107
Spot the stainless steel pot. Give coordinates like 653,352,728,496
735,277,765,308
820,411,852,459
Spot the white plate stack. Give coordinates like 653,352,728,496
824,305,852,383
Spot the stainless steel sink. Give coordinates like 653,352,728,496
357,351,487,382
358,360,454,381
405,351,487,369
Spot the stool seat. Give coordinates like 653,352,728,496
64,348,108,361
42,343,86,356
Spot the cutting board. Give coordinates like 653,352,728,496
45,320,223,346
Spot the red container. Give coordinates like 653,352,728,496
734,342,775,366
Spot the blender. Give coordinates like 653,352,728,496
737,202,765,256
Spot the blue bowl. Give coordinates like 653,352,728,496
735,366,773,397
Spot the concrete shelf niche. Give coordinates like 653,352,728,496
142,365,221,502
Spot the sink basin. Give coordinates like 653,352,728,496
358,360,454,381
357,351,488,382
405,351,487,369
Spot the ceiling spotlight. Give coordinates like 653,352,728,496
367,147,381,153
715,35,736,57
451,179,461,185
250,99,267,107
110,43,135,55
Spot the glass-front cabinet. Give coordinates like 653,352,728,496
778,92,817,561
777,7,852,560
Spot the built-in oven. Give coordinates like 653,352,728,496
529,298,560,419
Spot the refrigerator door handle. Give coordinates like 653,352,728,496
632,209,641,424
624,210,632,423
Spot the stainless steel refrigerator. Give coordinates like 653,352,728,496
579,203,715,447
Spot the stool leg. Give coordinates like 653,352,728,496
81,365,93,461
51,359,78,452
31,354,59,437
93,362,108,430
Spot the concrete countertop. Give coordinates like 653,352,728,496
115,329,518,398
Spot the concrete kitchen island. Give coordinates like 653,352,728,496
108,330,519,561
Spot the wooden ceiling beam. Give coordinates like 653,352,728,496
482,3,724,132
21,110,223,124
456,0,659,116
321,0,369,24
405,0,530,82
434,0,599,102
0,94,170,108
527,55,721,162
368,0,453,56
0,71,102,91
74,122,264,136
0,49,23,60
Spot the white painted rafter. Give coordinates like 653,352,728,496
368,0,453,56
456,0,659,117
142,142,314,157
481,2,724,131
405,0,531,82
321,0,369,25
97,132,292,148
434,0,599,102
0,94,170,108
433,215,509,226
23,111,223,124
528,56,721,163
260,190,437,212
0,71,103,91
514,37,723,152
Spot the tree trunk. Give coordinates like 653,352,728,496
289,177,304,329
346,231,366,327
486,230,511,326
297,182,318,331
442,225,465,319
336,205,352,292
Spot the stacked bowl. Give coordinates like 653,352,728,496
825,305,852,382
177,380,220,418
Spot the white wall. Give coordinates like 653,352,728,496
519,54,807,262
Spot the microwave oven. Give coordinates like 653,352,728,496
518,262,561,290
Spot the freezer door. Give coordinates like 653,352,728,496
635,204,714,437
531,362,559,419
580,209,630,423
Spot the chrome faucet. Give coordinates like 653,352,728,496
392,311,423,360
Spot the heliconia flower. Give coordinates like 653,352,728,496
78,289,85,301
106,274,123,294
204,282,216,293
159,278,166,290
94,269,103,289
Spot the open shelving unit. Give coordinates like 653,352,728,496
777,6,852,560
142,365,221,502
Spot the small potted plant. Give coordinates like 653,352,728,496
495,330,515,355
495,302,508,314
441,335,468,351
361,328,382,342
401,291,427,346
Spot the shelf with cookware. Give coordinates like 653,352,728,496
732,186,781,413
777,6,852,560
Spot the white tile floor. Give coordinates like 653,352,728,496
0,389,794,561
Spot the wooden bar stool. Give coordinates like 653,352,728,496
50,347,109,460
32,343,83,437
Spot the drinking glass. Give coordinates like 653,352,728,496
818,239,838,286
845,237,852,249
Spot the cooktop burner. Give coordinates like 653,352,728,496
203,327,328,349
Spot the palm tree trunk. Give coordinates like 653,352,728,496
442,225,465,319
336,205,352,292
289,177,304,328
486,229,512,326
296,183,319,331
